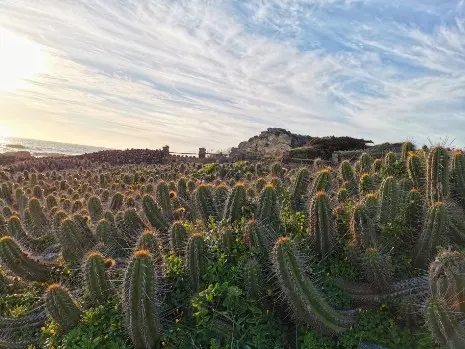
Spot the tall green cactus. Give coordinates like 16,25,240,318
28,198,48,236
371,159,382,174
58,218,95,263
116,208,146,242
339,161,356,195
450,150,465,208
0,236,56,282
425,296,465,348
156,180,171,213
309,168,332,199
87,195,103,221
214,184,229,214
272,237,354,334
426,146,450,204
193,185,217,227
243,257,263,301
256,184,280,229
401,141,415,162
110,192,124,211
413,202,447,269
403,189,425,244
185,233,206,293
360,153,373,174
350,195,379,250
122,250,161,349
361,247,393,292
383,151,397,177
169,221,187,254
359,173,375,195
379,176,399,226
136,231,163,268
429,250,465,312
309,191,334,259
142,195,169,233
45,284,82,332
177,178,188,199
46,194,58,211
291,167,310,211
407,152,425,190
222,183,246,224
84,252,114,304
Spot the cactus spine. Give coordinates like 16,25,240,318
122,250,161,349
272,237,354,334
309,191,334,259
309,168,332,199
407,152,425,190
339,161,356,195
45,284,81,331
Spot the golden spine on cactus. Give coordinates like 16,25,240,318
339,161,356,195
407,151,425,190
272,236,354,334
309,167,332,199
359,173,375,195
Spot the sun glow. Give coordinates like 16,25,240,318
0,28,48,92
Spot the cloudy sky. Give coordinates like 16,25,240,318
0,0,464,152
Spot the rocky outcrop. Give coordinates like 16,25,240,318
230,128,310,160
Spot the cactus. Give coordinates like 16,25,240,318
426,146,450,205
350,195,379,250
219,226,234,254
28,198,48,236
403,189,425,244
84,252,114,304
122,250,161,349
45,284,81,332
46,194,58,211
271,162,283,177
0,236,56,282
32,185,43,199
169,221,187,254
429,250,465,312
256,184,280,229
450,150,465,208
339,161,356,195
378,176,399,226
116,208,146,242
156,180,171,213
383,151,397,177
256,177,266,193
401,141,415,162
214,184,230,214
361,247,393,292
425,296,465,348
309,191,334,259
193,185,217,227
309,168,332,199
360,153,373,174
223,183,246,224
359,173,375,195
177,178,188,199
272,237,354,334
291,167,310,211
110,192,124,211
58,218,95,263
142,195,169,233
243,257,263,301
136,231,163,267
371,159,382,174
87,195,103,221
407,152,425,190
185,233,206,293
413,202,447,269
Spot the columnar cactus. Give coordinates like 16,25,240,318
407,152,425,190
428,250,465,312
272,237,354,334
450,150,465,208
84,252,114,304
361,247,393,292
426,146,450,205
401,141,415,162
58,218,95,263
271,162,283,178
116,208,146,242
214,184,230,214
256,184,280,229
123,250,161,349
383,152,397,177
256,177,266,193
28,198,48,236
45,284,82,332
193,185,217,227
424,296,465,348
142,195,169,233
403,189,425,243
413,202,447,269
136,231,163,268
309,168,332,199
177,178,188,199
46,194,58,211
339,161,356,195
156,180,171,213
360,153,373,174
243,257,263,301
350,196,379,250
291,167,310,212
169,221,188,254
223,183,246,224
87,195,103,221
378,176,399,226
110,192,124,211
185,233,206,293
0,236,56,282
359,173,375,195
309,191,334,259
371,159,382,174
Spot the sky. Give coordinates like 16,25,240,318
0,0,464,152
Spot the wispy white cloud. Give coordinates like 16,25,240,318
0,0,464,151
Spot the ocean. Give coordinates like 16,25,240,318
0,136,111,157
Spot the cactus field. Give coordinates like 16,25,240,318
1,144,465,348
